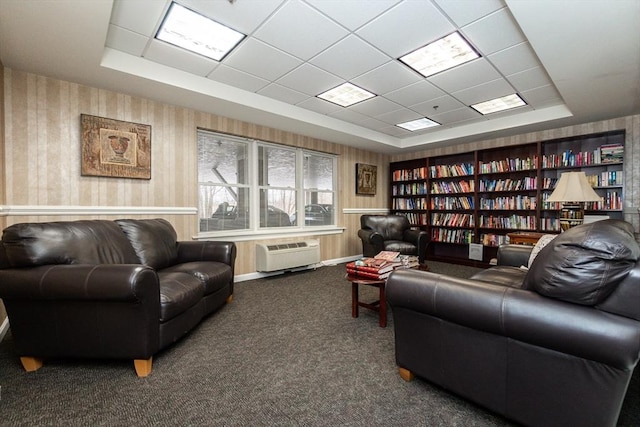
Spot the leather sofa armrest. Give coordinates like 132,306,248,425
403,229,429,263
358,229,383,245
496,244,532,267
176,241,237,267
387,269,640,369
0,264,159,302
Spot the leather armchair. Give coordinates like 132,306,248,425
357,215,428,263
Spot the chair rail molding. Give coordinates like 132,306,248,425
342,208,389,215
0,205,197,216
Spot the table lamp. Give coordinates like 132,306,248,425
547,171,601,231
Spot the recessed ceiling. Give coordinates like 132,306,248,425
1,0,639,154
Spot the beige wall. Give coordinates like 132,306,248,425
391,114,640,234
2,68,389,276
0,61,6,324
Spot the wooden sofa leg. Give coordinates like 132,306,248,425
20,356,44,372
134,357,153,377
399,367,415,382
226,294,233,304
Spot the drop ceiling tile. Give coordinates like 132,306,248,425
427,58,501,93
356,1,454,57
328,108,373,126
180,0,284,34
507,67,552,92
144,39,218,76
348,96,403,117
310,35,390,80
110,0,167,36
452,78,515,105
375,107,422,125
360,116,397,131
258,83,309,104
352,61,422,95
224,38,302,81
306,0,400,31
295,97,343,115
253,0,348,60
430,107,482,125
488,42,541,76
411,95,467,115
384,81,445,106
379,125,412,137
106,25,149,56
433,0,506,27
276,63,343,96
461,8,526,55
207,64,269,92
521,85,563,108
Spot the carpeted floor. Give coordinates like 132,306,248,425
0,261,638,426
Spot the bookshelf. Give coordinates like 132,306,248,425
389,130,626,266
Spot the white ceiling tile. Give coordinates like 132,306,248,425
306,0,400,31
295,97,343,115
328,108,373,126
521,85,563,108
488,42,541,76
428,58,501,93
207,65,269,92
258,83,309,104
348,97,403,117
356,1,455,57
379,125,413,137
224,38,302,81
452,78,515,105
430,107,482,124
253,0,348,60
375,108,422,125
276,63,343,96
507,67,552,92
352,61,422,95
385,81,445,106
144,39,218,76
461,8,526,55
106,25,149,57
180,0,285,34
411,95,467,115
433,0,505,27
110,0,167,36
310,35,390,80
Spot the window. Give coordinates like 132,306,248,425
198,129,337,235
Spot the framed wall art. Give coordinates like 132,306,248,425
356,163,377,195
81,114,151,179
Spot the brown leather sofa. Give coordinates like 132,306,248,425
0,218,236,377
358,215,429,264
387,219,640,427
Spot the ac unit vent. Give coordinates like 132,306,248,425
256,240,320,272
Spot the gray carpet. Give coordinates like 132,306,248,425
0,261,638,426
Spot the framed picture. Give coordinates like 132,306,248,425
356,163,377,195
81,114,151,179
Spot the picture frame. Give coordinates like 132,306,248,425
81,114,151,179
356,163,377,195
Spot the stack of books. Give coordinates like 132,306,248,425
346,251,419,280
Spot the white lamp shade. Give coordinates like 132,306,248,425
547,171,601,202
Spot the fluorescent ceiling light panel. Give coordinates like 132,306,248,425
317,83,376,107
156,2,245,61
400,32,479,78
471,94,527,115
397,118,440,131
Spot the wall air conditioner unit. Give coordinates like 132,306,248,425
255,240,320,272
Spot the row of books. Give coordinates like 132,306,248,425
478,177,537,192
392,167,428,182
391,182,428,195
541,144,624,168
430,196,474,210
480,233,509,247
478,156,538,174
430,180,474,194
478,195,537,210
392,197,427,210
431,228,474,244
429,163,474,178
400,212,427,226
346,251,419,280
478,214,537,230
431,212,474,227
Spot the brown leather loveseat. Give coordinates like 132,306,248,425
387,219,640,427
0,218,236,377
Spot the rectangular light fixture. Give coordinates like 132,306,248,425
317,83,376,107
471,94,527,115
396,118,440,131
156,2,245,61
399,32,479,78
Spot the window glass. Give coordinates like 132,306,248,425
258,145,296,228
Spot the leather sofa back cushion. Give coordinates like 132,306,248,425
1,220,139,267
361,215,408,240
116,219,178,270
523,220,640,305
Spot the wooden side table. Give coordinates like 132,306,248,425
347,274,388,327
507,232,545,246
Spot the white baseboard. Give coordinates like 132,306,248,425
0,317,9,343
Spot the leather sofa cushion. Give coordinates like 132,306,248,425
116,219,178,270
523,220,640,305
384,240,417,255
157,271,204,322
163,261,233,295
1,220,139,267
471,265,528,288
